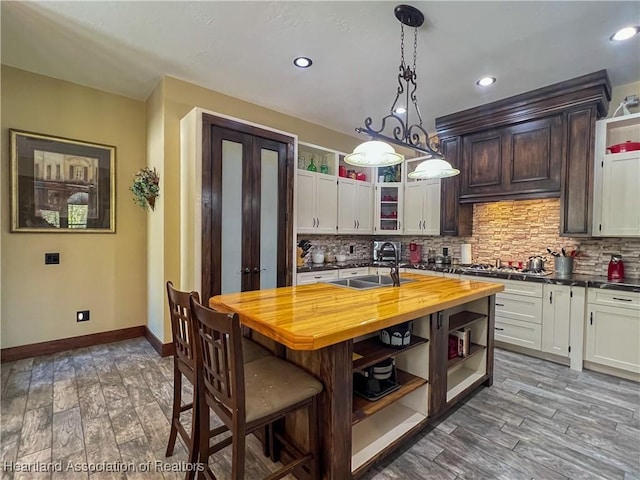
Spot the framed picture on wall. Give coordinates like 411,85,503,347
10,130,116,233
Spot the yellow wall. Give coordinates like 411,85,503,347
147,76,363,342
1,66,147,348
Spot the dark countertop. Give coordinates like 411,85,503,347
297,261,640,292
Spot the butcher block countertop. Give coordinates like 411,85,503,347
210,273,504,351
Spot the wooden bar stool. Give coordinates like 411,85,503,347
165,282,273,479
189,294,323,480
165,281,201,480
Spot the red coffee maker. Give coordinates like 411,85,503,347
607,254,625,280
409,243,422,263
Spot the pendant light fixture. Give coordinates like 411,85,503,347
345,5,459,179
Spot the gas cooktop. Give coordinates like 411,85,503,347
461,264,551,276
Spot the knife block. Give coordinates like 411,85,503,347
296,247,306,267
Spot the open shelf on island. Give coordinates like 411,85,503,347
352,369,427,425
446,367,485,402
353,335,428,371
447,343,485,370
448,310,485,331
351,401,426,473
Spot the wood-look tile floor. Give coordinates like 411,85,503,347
1,338,639,480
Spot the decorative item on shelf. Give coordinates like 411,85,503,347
338,165,347,177
298,155,306,169
307,155,317,172
131,167,160,211
379,321,413,347
320,157,329,174
345,4,456,180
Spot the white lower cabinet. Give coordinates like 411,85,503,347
494,317,542,350
586,289,640,374
541,284,585,370
541,285,571,356
296,270,338,285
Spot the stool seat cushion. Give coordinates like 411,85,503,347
244,356,323,423
241,337,271,364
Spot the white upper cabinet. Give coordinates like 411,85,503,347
296,142,339,235
403,180,441,236
296,170,337,234
337,178,373,234
593,113,640,237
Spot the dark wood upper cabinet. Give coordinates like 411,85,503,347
440,137,472,236
436,70,611,237
460,116,563,202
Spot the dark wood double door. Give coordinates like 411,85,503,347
201,114,295,300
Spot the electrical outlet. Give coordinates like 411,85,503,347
349,245,355,254
45,253,60,265
76,310,90,322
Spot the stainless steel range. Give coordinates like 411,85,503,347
461,264,551,276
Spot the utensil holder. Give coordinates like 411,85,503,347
554,256,574,276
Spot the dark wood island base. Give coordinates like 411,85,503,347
211,273,503,479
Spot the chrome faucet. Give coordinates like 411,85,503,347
378,242,400,287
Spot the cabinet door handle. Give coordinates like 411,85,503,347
495,327,504,331
613,297,632,302
549,292,553,304
316,218,320,227
313,275,322,279
354,220,357,229
357,220,360,228
590,312,593,325
495,303,505,307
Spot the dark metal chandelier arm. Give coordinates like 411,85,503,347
355,122,442,158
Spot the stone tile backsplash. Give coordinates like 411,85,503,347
299,198,640,277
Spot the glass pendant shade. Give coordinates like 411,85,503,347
408,159,460,179
344,141,404,167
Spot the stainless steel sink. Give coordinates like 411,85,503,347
325,275,416,290
352,275,415,285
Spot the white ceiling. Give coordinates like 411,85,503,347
2,1,640,138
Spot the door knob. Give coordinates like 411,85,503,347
243,268,251,274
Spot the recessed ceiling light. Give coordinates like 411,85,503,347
293,57,313,68
476,76,496,87
610,26,640,41
394,107,407,114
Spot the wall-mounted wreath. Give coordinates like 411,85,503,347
130,167,159,211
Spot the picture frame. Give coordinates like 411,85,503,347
10,130,116,233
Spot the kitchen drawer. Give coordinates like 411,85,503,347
339,267,370,279
495,293,543,324
296,270,339,285
494,317,542,350
587,288,640,310
487,278,543,297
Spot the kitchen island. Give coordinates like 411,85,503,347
210,273,504,479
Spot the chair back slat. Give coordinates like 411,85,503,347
190,295,245,425
166,281,199,369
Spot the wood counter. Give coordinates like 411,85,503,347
210,273,504,480
210,273,504,350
